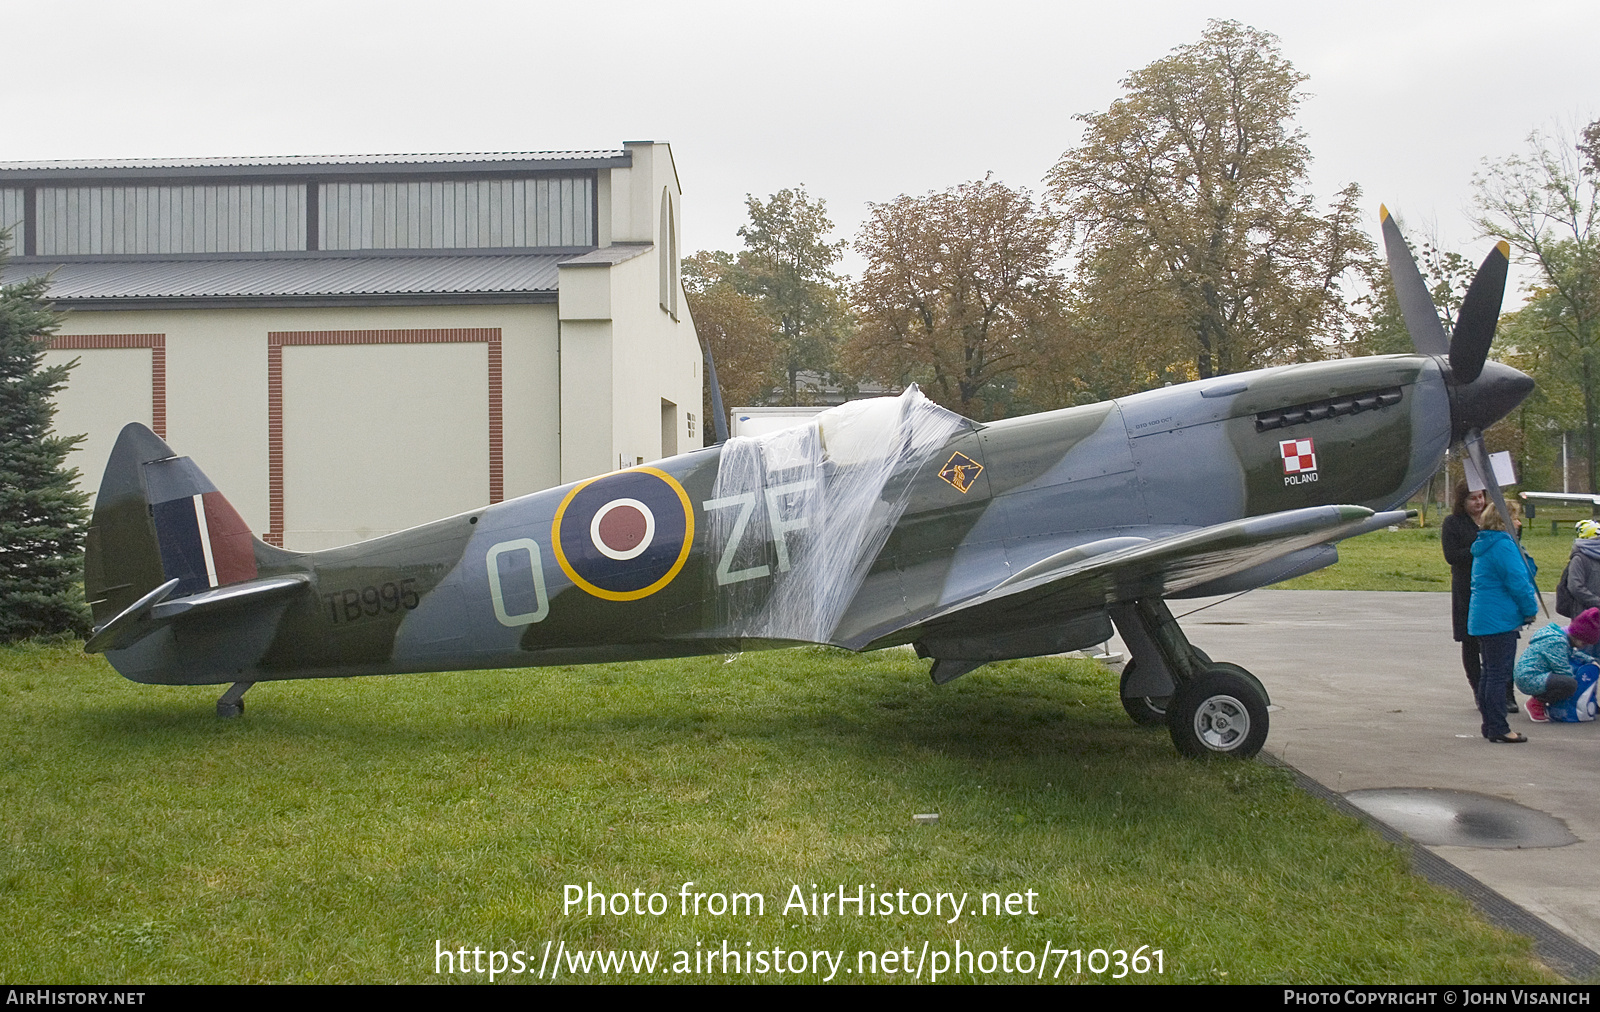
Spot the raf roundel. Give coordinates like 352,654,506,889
552,468,694,601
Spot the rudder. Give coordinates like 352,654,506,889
85,423,265,628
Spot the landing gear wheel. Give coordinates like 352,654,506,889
1119,661,1171,726
1196,660,1269,705
1168,667,1269,759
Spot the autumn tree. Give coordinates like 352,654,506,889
1474,122,1600,491
847,178,1068,420
682,251,782,441
1048,20,1376,385
732,188,851,404
1051,241,1202,403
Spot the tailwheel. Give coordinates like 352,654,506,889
1118,661,1171,726
1168,666,1269,759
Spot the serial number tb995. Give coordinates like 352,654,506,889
323,578,420,624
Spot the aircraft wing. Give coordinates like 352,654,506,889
854,504,1408,650
1521,491,1600,506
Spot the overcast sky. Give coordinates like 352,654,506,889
4,0,1595,292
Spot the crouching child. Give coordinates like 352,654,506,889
1515,607,1600,722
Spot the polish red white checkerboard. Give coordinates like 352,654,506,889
1279,438,1316,473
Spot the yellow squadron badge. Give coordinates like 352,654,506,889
938,451,984,493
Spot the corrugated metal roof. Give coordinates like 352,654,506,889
559,244,653,267
1,253,568,304
0,151,630,172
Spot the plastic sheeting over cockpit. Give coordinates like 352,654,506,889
704,388,970,645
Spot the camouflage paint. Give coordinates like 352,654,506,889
86,350,1494,687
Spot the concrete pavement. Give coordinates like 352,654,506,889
1105,590,1600,972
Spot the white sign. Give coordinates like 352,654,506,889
1464,451,1517,492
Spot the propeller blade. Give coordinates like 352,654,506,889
702,339,730,444
1449,241,1511,384
1464,428,1548,618
1464,429,1511,535
1379,205,1450,357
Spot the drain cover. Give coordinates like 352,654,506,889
1344,788,1575,849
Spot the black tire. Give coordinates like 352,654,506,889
1196,660,1270,706
1119,661,1171,726
1167,666,1269,759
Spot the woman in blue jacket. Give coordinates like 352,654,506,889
1468,501,1541,742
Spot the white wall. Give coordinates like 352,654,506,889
40,346,154,504
53,303,558,546
280,342,487,550
606,249,699,466
572,140,702,474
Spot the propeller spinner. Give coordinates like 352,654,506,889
1378,207,1541,613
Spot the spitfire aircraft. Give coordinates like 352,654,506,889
82,210,1531,759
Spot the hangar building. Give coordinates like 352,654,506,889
0,142,701,551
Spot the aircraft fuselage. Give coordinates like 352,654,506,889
91,353,1455,687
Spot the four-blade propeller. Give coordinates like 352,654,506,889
1378,206,1543,616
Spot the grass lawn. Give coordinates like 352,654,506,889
0,640,1554,984
1276,509,1581,593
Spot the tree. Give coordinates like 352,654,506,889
0,237,91,640
1047,20,1376,384
1473,122,1600,491
682,251,782,441
1353,226,1480,357
846,178,1068,419
1497,294,1588,493
1051,235,1207,403
731,188,851,404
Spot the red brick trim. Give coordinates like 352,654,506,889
487,339,503,504
265,328,503,547
47,334,166,438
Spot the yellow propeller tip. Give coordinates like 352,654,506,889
1497,240,1510,258
1379,203,1390,221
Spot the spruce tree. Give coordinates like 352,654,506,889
0,238,91,640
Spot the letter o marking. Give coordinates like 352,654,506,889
486,539,550,627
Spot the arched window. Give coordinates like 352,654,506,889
659,187,678,320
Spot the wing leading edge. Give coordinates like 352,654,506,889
1521,491,1600,507
848,504,1410,651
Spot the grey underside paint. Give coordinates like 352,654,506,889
104,600,292,685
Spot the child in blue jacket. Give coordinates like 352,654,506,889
1468,502,1540,742
1514,607,1599,721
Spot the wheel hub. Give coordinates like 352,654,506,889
1193,694,1250,751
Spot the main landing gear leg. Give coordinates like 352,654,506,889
1108,600,1269,759
217,681,254,718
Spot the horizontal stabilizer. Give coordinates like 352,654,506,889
85,573,308,654
84,578,180,653
150,574,309,620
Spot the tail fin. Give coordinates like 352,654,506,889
84,423,277,628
